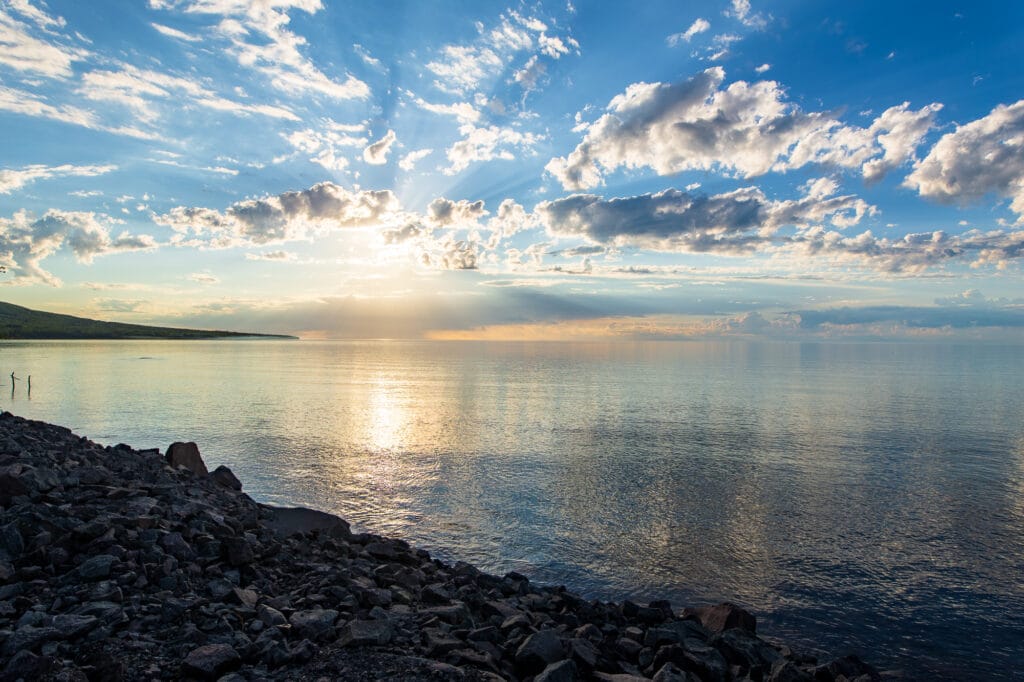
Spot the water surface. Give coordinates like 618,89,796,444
2,339,1023,679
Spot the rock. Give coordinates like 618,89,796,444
769,659,814,682
181,643,241,680
338,619,393,646
1,625,59,657
259,505,351,537
221,537,254,566
683,602,757,634
257,603,287,627
51,614,98,639
515,629,565,675
76,554,116,580
818,654,880,681
288,608,338,641
209,465,241,490
165,442,208,476
535,659,577,682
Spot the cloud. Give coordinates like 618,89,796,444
78,63,298,125
0,209,157,285
547,67,941,190
151,22,200,41
426,10,576,95
151,0,369,101
794,304,1024,331
0,6,87,78
155,182,400,247
0,84,158,139
536,184,875,253
363,129,397,165
399,148,433,171
7,0,67,30
755,63,770,73
445,124,543,174
409,94,480,124
905,99,1024,222
188,272,219,284
427,198,486,227
667,18,710,46
285,121,367,171
0,163,116,194
727,0,768,29
245,250,297,261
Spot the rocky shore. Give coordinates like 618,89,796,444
0,412,881,682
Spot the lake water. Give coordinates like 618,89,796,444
2,339,1023,679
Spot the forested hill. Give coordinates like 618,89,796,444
0,301,295,340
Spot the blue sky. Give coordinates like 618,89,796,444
1,0,1023,339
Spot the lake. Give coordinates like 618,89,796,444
2,339,1022,679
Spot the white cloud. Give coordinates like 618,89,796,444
0,84,157,139
0,209,156,285
155,182,401,247
514,55,546,93
189,272,219,284
285,121,367,171
399,148,433,171
667,18,710,46
78,63,299,124
409,94,480,125
151,22,201,41
445,124,543,174
363,129,397,165
905,99,1024,222
245,250,296,261
755,63,770,73
427,197,487,228
727,0,768,29
151,0,369,100
0,6,86,78
0,163,116,194
546,67,942,190
7,0,67,29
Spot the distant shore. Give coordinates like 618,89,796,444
0,412,883,681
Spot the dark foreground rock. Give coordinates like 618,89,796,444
0,412,882,681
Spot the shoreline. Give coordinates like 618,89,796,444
0,411,883,681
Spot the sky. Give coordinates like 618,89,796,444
1,0,1024,340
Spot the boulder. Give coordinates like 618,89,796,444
683,602,756,634
165,442,208,476
515,629,565,675
181,643,241,680
535,659,577,682
210,465,242,490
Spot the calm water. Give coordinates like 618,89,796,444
2,339,1023,679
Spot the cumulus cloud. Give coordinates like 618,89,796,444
155,182,400,247
427,198,487,227
150,0,369,101
905,99,1024,222
667,18,710,46
547,67,941,190
0,209,157,285
0,163,116,194
536,183,875,253
285,121,366,171
727,0,768,29
363,129,397,165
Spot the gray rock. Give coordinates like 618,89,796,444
181,643,241,680
338,619,393,646
257,603,287,627
166,442,209,476
515,629,565,675
76,554,115,580
210,465,242,490
535,659,577,682
683,602,756,634
769,659,814,682
51,614,98,639
1,625,59,657
288,608,338,641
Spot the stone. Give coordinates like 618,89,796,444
76,554,116,580
209,465,242,490
652,662,697,682
1,625,59,657
515,629,565,675
257,603,287,627
769,659,814,682
683,602,757,634
288,608,338,642
181,643,241,680
52,614,98,639
165,442,208,476
338,618,393,646
535,659,577,682
221,537,254,566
